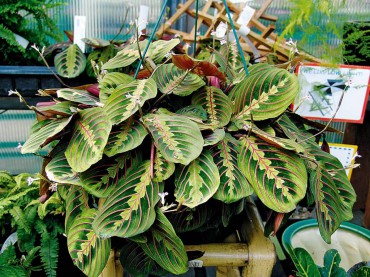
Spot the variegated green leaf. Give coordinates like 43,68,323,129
214,42,249,82
167,204,209,233
238,135,307,212
142,113,203,165
192,86,232,128
229,63,299,126
45,150,81,185
21,117,73,154
146,39,180,63
64,185,88,235
102,47,140,70
86,44,117,77
98,72,134,104
79,154,128,198
36,101,76,117
137,208,188,275
67,209,111,277
92,160,159,238
54,44,86,78
309,161,342,244
120,240,168,277
176,104,208,122
152,64,205,96
65,107,112,172
82,38,110,48
153,150,175,182
104,117,148,157
250,124,306,154
306,147,356,243
57,88,100,106
104,78,157,125
212,134,253,203
277,114,318,147
203,129,226,146
174,149,220,208
309,148,356,221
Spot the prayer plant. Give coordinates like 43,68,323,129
15,38,356,276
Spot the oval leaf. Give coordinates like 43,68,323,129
82,38,110,48
120,240,168,277
229,63,299,126
212,134,253,203
86,44,117,78
45,150,81,185
102,47,140,70
65,107,112,172
104,117,148,157
103,78,157,125
152,64,205,96
137,208,188,275
79,154,128,198
238,135,307,212
57,88,100,106
64,185,88,235
21,117,73,154
98,72,134,104
203,129,225,146
142,113,204,165
92,160,159,238
54,44,86,78
192,86,233,128
175,149,220,208
146,39,180,63
67,209,111,277
153,150,175,182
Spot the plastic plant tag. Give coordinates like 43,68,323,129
138,5,149,33
236,5,255,26
74,15,86,52
14,34,29,49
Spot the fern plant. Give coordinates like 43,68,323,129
0,171,64,277
0,0,64,65
16,36,356,277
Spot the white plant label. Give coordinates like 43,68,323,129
236,5,255,26
74,15,86,52
14,34,29,49
215,22,228,39
138,5,149,33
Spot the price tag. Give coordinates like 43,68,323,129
74,15,86,52
188,260,203,268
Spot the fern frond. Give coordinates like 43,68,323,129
0,245,17,266
9,207,31,234
0,265,27,277
22,246,41,268
40,232,59,277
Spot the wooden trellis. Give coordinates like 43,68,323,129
156,0,321,63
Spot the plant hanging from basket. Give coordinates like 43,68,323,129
12,2,357,274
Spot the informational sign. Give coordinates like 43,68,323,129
322,143,358,180
294,64,370,123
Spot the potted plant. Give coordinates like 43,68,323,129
12,31,356,276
